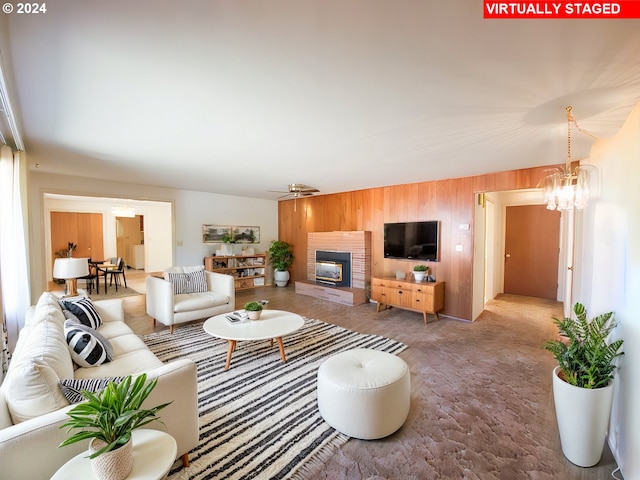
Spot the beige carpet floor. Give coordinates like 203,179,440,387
125,286,622,480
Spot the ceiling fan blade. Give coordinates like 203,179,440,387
269,184,320,199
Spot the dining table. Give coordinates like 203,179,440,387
92,261,117,294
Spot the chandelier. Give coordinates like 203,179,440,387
541,106,597,211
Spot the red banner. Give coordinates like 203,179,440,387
484,1,640,18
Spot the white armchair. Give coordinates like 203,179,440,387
146,267,235,333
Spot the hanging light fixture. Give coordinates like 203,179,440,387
541,106,598,211
111,205,135,217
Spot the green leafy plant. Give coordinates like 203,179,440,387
544,303,624,389
55,242,78,259
268,240,294,271
413,264,428,272
59,374,171,458
244,301,263,312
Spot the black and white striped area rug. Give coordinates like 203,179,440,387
141,318,407,480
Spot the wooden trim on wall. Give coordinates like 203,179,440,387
278,164,560,321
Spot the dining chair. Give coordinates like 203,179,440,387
108,257,127,291
79,259,99,294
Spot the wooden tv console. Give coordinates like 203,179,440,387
371,276,444,323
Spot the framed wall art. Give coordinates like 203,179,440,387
232,226,260,244
202,225,231,243
202,225,260,244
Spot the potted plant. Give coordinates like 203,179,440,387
544,303,624,467
219,233,236,255
244,301,264,320
268,240,294,287
412,264,429,282
59,374,171,480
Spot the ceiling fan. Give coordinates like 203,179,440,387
268,183,320,199
267,184,320,211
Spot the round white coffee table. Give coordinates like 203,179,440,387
203,309,305,370
52,429,177,480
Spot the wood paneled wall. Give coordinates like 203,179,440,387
278,164,559,320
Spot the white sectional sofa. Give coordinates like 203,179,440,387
0,292,199,480
146,267,235,333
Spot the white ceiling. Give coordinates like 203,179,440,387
4,1,640,200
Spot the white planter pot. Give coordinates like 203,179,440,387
89,437,133,480
274,270,290,287
552,366,614,467
412,272,426,282
248,310,262,320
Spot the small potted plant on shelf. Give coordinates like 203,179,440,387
268,240,294,287
412,264,429,282
544,302,624,467
244,301,264,320
59,374,171,480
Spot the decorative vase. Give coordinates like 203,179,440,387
248,310,262,320
274,270,290,287
89,437,134,480
413,272,426,282
552,366,615,467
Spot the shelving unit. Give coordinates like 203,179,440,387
204,254,267,291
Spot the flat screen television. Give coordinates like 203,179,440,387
384,221,440,261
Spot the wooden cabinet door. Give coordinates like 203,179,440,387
51,212,104,262
77,213,104,261
51,212,79,259
395,288,415,309
414,291,434,312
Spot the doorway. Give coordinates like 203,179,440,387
44,193,173,281
116,215,145,270
472,189,567,320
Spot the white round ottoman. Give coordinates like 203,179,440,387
317,348,410,439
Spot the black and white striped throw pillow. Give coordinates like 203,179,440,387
60,298,102,329
167,269,209,295
65,320,114,361
64,320,110,368
58,377,125,404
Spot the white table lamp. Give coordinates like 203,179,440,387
53,257,89,297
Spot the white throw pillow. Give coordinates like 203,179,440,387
5,360,69,424
26,292,66,328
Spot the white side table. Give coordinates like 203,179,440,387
52,429,177,480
